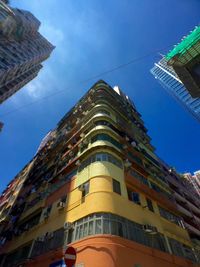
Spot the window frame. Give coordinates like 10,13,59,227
112,179,121,195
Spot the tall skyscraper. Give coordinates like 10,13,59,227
0,81,200,267
0,1,54,104
151,56,200,122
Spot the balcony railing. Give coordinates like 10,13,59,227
187,202,200,216
184,222,200,236
31,228,64,258
176,203,193,218
174,192,186,203
19,198,45,221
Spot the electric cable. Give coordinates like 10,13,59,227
0,44,171,117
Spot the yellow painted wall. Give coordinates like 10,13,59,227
69,177,190,243
7,175,192,253
75,152,124,187
6,151,192,254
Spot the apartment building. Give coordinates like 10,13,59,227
0,80,199,267
164,168,200,254
0,1,54,104
183,171,200,197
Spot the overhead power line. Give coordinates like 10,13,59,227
0,44,171,118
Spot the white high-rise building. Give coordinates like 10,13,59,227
0,1,54,103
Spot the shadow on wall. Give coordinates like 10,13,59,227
78,244,116,264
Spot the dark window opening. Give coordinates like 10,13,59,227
146,198,154,212
128,190,140,205
82,181,90,198
113,179,121,195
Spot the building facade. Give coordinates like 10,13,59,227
166,26,200,98
160,166,200,255
150,56,200,122
0,1,54,104
183,171,200,197
0,80,200,267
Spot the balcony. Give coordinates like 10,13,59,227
184,222,200,236
19,198,45,222
174,192,186,203
125,173,178,214
194,215,200,225
176,203,193,218
186,202,200,216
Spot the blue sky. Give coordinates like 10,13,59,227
0,0,200,192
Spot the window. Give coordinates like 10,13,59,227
43,205,52,219
150,181,171,200
4,242,33,267
128,190,140,205
129,169,149,186
72,213,168,254
91,133,122,150
46,205,52,214
146,198,154,212
18,212,41,233
128,152,143,166
31,228,64,258
78,152,123,172
82,181,90,198
97,109,110,116
113,179,121,195
158,206,183,227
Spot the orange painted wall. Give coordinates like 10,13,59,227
25,235,200,267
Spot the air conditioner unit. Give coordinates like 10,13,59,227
64,222,73,230
78,184,85,191
124,160,132,168
67,144,72,149
57,201,65,209
80,133,85,138
143,224,157,234
75,160,81,166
